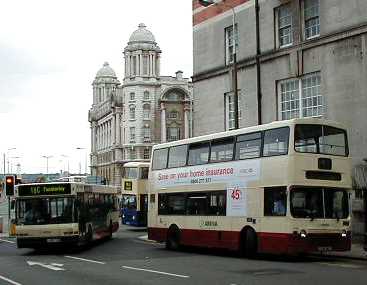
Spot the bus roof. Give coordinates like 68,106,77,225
152,118,347,150
123,162,150,168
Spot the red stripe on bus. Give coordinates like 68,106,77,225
148,227,351,254
193,0,250,26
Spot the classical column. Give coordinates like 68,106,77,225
184,103,190,139
116,113,121,145
160,102,166,143
96,125,99,151
126,53,130,77
152,54,156,77
139,53,143,76
112,115,116,145
156,56,160,76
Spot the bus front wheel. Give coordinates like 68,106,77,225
166,226,181,250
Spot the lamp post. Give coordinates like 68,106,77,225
199,0,239,129
41,155,53,181
76,147,87,175
61,154,70,175
9,156,20,174
6,147,16,174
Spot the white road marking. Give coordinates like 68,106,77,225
122,265,190,278
318,262,363,269
0,274,22,285
0,239,16,244
27,261,65,271
64,255,106,265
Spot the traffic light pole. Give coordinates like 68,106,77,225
8,196,10,233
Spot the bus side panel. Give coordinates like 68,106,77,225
180,229,239,250
148,227,167,242
257,232,351,254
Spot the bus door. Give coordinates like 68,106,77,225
139,194,148,226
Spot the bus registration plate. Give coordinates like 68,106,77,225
317,246,332,252
47,238,61,243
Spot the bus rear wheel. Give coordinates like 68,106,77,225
166,226,181,250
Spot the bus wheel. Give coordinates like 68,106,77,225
241,228,258,258
166,226,181,250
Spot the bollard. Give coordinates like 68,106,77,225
0,216,3,233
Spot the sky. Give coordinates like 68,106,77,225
0,0,193,175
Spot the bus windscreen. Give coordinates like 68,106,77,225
294,124,348,156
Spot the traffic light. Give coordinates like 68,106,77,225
5,175,15,196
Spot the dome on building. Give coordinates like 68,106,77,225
96,62,116,78
129,23,156,43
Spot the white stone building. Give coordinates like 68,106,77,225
89,24,193,186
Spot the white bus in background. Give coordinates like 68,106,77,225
121,162,149,226
14,182,120,248
148,118,352,256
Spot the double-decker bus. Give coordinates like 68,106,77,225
14,182,120,249
121,162,149,226
148,118,352,256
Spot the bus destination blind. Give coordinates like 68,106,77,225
18,184,72,196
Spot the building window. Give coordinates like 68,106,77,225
143,126,151,142
130,92,135,101
225,24,238,65
143,148,150,160
130,149,136,160
279,72,322,120
225,92,242,131
278,4,293,48
129,106,135,120
130,127,135,143
304,0,320,39
168,111,178,119
143,104,150,120
143,91,150,100
167,127,180,142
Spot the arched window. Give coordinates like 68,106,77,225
144,91,150,100
129,106,136,120
143,104,150,120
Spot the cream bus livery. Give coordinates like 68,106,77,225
14,182,120,249
148,118,351,257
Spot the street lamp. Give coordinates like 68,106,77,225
5,147,16,174
76,147,87,175
41,155,53,181
61,154,70,175
9,156,20,174
199,0,239,129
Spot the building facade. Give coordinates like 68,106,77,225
193,0,367,238
89,24,193,186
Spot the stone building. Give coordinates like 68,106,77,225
193,0,367,238
89,24,193,186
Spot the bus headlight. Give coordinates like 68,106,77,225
341,230,347,238
300,230,307,238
